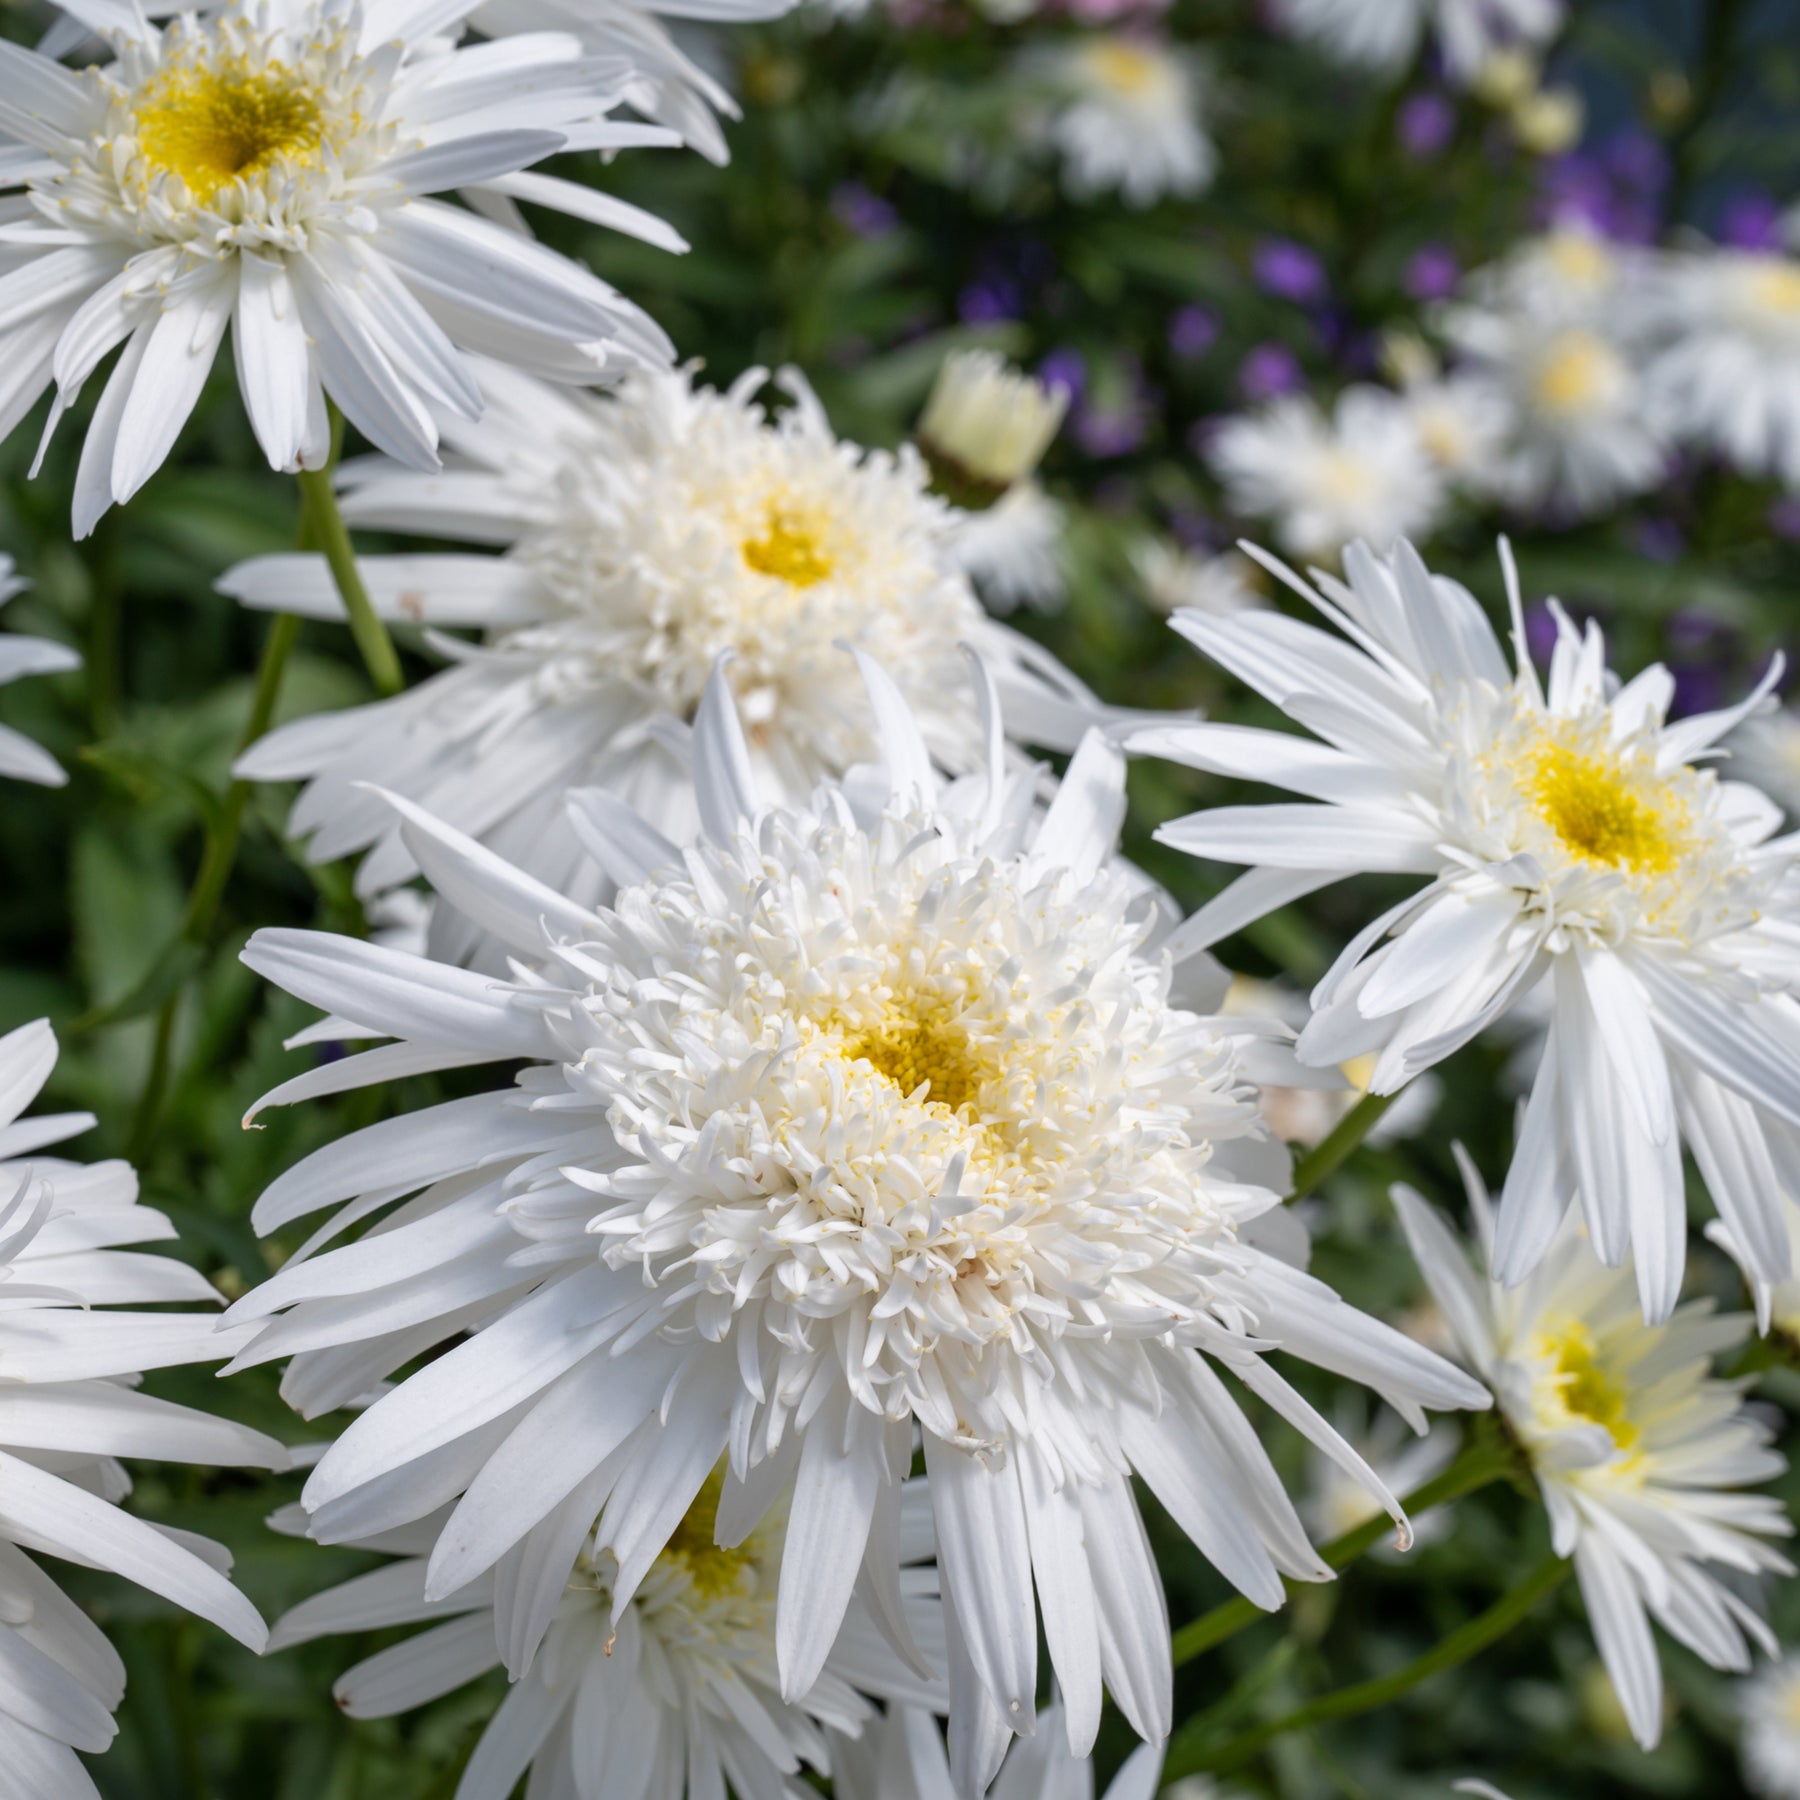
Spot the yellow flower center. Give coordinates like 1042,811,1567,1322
1317,449,1375,505
1525,740,1686,874
1532,1320,1638,1451
1532,330,1619,417
135,59,326,201
1747,260,1800,317
1542,231,1613,290
741,500,836,587
1087,40,1159,95
846,1004,989,1116
657,1469,756,1602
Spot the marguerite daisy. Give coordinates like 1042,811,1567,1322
229,655,1487,1788
268,1465,946,1800
0,558,79,786
1395,1155,1791,1749
1135,537,1800,1322
1277,0,1564,85
0,0,675,533
0,1017,287,1794
1208,388,1448,561
1642,244,1800,486
1740,1653,1800,1800
226,360,1104,962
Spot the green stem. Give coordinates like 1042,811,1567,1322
295,413,402,698
1289,1088,1400,1201
1170,1429,1516,1669
1168,1552,1569,1782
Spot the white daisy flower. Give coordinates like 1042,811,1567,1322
832,1699,1165,1800
916,350,1067,506
1436,232,1665,515
1641,246,1800,486
1208,388,1448,561
0,559,79,787
0,0,675,534
1741,1653,1800,1800
1026,35,1215,208
949,482,1068,615
1396,372,1514,496
1300,1397,1457,1550
1727,709,1800,824
1131,539,1260,618
0,1018,287,1794
229,656,1488,1789
269,1463,946,1800
1134,537,1800,1323
227,360,1103,963
1395,1156,1792,1749
1276,0,1564,84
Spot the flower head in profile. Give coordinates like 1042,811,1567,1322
1642,242,1800,486
1740,1653,1800,1800
270,1465,946,1800
0,0,674,532
1138,537,1800,1323
1025,34,1214,207
228,361,1104,963
231,656,1485,1790
0,1019,285,1793
1395,1153,1791,1750
1208,387,1447,560
916,350,1067,508
0,559,78,786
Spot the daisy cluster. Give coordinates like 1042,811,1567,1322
0,1,1793,1798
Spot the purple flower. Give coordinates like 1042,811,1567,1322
830,182,896,240
1253,238,1328,305
1719,192,1784,252
1237,342,1303,402
1670,664,1726,718
957,278,1021,326
1074,359,1155,459
1398,92,1456,159
1167,304,1219,360
1630,519,1685,565
1768,496,1800,542
1403,244,1460,301
1524,602,1560,667
1603,129,1669,195
1039,348,1088,406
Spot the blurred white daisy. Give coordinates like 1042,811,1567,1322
1396,1156,1791,1750
950,482,1068,614
229,360,1102,962
270,1464,946,1800
1131,539,1261,617
230,657,1486,1789
0,0,673,534
1740,1653,1800,1800
1027,35,1215,207
1208,387,1448,560
1300,1397,1458,1551
1136,537,1800,1323
1642,246,1800,486
1727,708,1800,822
1437,231,1665,515
833,1699,1165,1800
1277,0,1564,84
0,559,78,787
0,1018,286,1794
1395,371,1514,496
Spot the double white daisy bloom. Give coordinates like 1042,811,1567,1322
1396,1154,1790,1749
270,1467,946,1800
231,656,1486,1788
0,559,78,787
1138,538,1800,1323
0,1019,285,1794
0,0,677,532
227,360,1102,962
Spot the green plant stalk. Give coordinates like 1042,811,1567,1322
1170,1428,1516,1669
295,432,403,699
1166,1552,1570,1782
1289,1087,1401,1200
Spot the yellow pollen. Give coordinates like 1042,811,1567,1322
740,500,835,587
847,1005,987,1115
135,60,325,201
1525,740,1685,874
657,1469,754,1602
1747,261,1800,317
1532,330,1620,417
1533,1321,1638,1451
1087,40,1159,94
